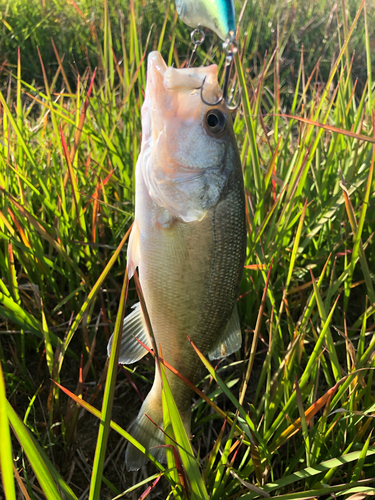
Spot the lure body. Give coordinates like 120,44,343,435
175,0,236,40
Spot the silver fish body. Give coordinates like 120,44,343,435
108,51,246,470
176,0,236,41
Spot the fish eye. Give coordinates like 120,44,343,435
205,109,227,135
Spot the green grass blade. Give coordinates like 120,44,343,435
157,0,170,53
258,448,375,497
286,200,307,289
0,360,16,500
295,380,311,467
7,401,78,499
159,352,209,500
310,269,342,383
347,143,375,300
241,480,375,500
89,270,128,500
187,337,265,451
235,50,262,205
351,433,372,482
161,387,184,498
364,0,372,111
299,294,340,389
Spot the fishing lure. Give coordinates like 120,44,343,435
175,0,236,42
176,0,239,109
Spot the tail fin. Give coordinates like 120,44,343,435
126,387,166,471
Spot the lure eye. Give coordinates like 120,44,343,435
205,109,227,135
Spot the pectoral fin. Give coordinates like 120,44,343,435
208,306,242,360
107,302,151,364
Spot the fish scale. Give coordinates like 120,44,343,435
140,179,245,411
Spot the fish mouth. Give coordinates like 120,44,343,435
147,50,219,94
143,51,222,145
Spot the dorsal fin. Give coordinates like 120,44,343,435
107,302,151,364
208,306,242,360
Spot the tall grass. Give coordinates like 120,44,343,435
0,0,375,498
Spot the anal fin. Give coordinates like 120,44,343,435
208,306,242,360
107,302,151,364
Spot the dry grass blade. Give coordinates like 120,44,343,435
240,258,273,406
277,114,375,144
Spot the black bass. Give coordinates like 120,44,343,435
108,51,246,470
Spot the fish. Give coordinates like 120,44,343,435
107,51,246,471
175,0,236,41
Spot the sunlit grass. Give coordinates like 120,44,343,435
0,0,375,498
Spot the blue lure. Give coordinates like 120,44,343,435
175,0,236,41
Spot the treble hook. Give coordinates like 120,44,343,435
200,36,240,111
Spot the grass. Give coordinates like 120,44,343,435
0,0,375,498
